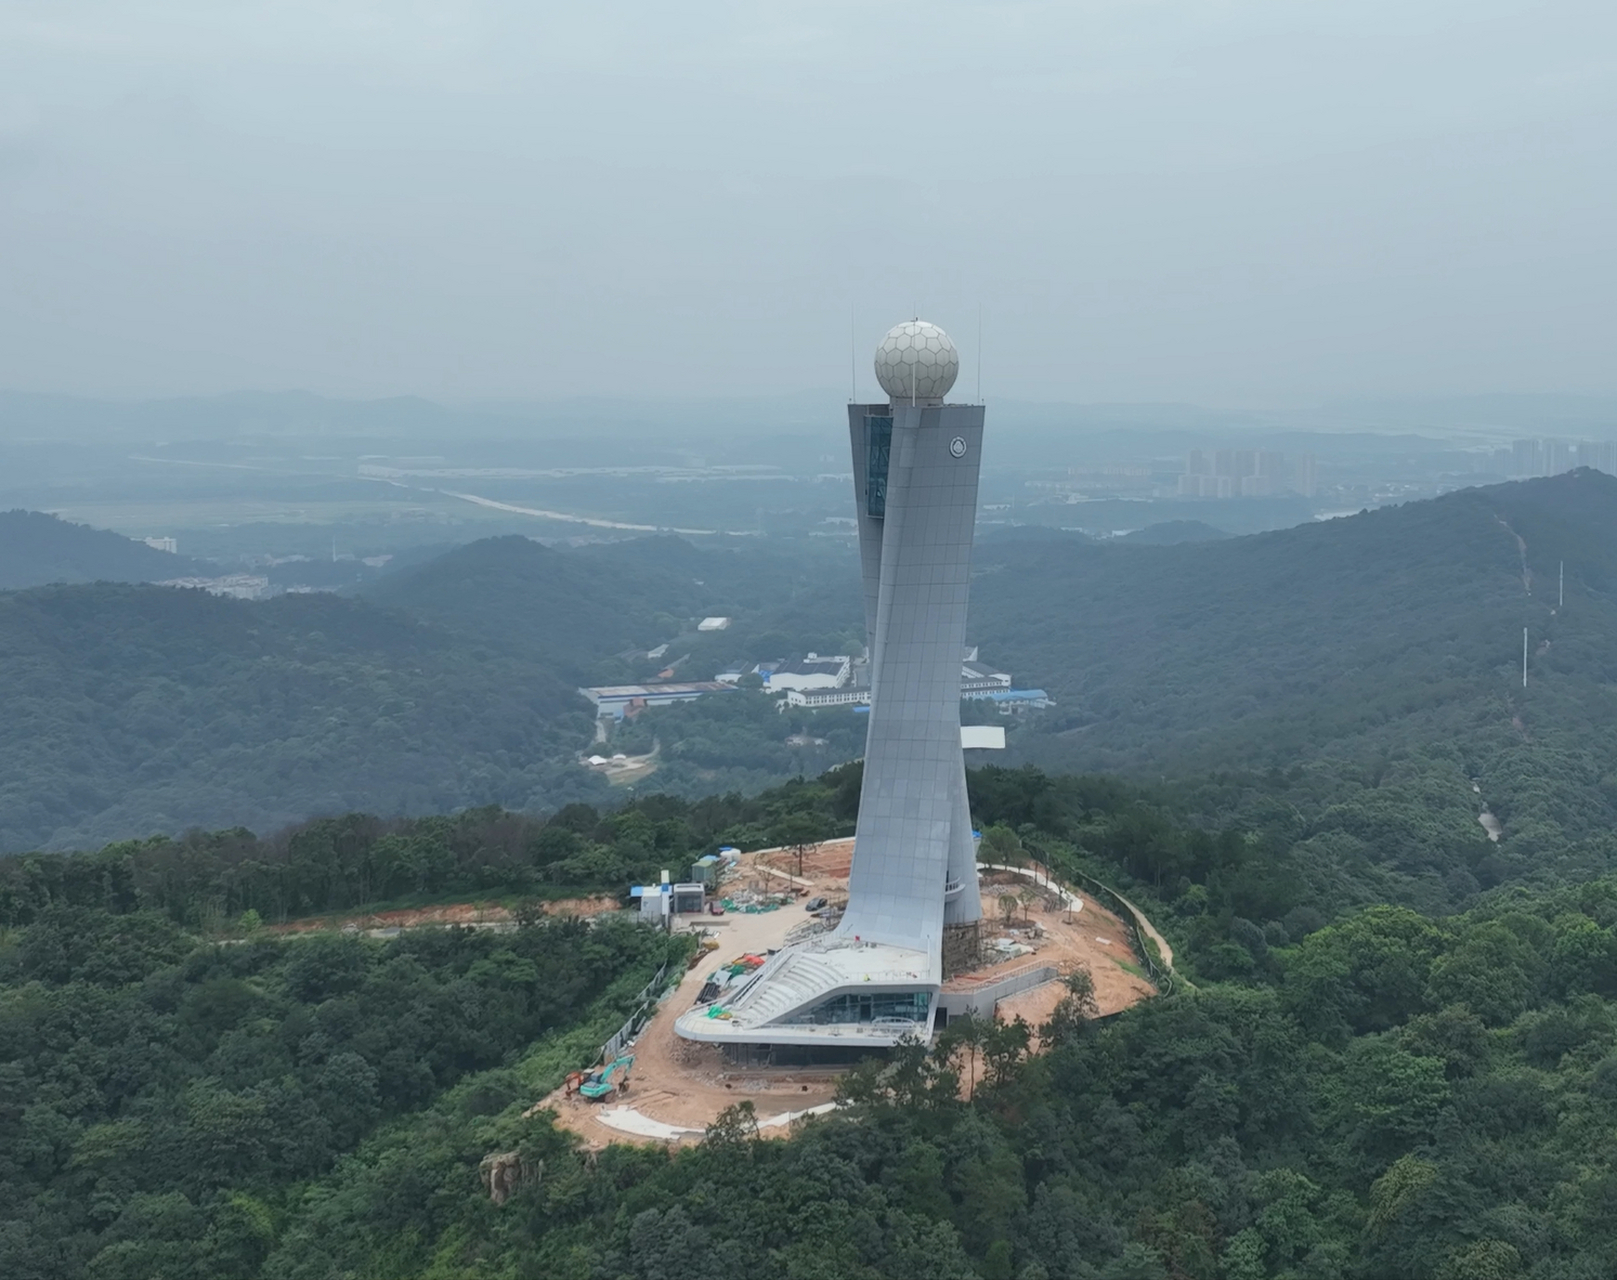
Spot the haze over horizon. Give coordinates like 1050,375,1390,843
3,1,1614,408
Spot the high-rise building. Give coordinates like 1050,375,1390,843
1576,440,1617,475
1509,437,1617,478
676,320,985,1054
1179,446,1306,498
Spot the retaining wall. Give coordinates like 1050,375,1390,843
936,964,1059,1022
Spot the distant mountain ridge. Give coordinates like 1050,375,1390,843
981,470,1617,771
362,533,862,675
0,533,860,851
362,535,710,674
4,473,1615,864
0,510,211,589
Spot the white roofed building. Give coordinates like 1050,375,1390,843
580,682,736,720
961,660,1012,694
765,653,852,692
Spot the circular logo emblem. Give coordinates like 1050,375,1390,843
949,436,967,459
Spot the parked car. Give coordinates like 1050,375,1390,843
804,896,827,911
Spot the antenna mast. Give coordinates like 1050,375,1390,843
977,303,983,404
1523,627,1529,688
1560,560,1564,608
850,305,856,401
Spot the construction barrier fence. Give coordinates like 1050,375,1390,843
596,959,673,1066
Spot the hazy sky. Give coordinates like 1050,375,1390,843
2,2,1613,405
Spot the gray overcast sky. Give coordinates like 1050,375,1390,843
1,1,1613,405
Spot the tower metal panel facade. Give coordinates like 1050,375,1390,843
674,321,983,1052
839,400,985,959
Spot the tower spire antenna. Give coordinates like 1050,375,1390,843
977,302,983,404
850,303,856,402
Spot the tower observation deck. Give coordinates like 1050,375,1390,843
675,320,985,1053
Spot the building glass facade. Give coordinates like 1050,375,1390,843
784,989,932,1027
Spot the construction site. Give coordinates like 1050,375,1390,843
540,839,1157,1148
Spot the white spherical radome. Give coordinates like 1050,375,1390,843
874,320,959,401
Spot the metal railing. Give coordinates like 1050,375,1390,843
1059,865,1176,995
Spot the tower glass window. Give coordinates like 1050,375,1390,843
865,415,892,519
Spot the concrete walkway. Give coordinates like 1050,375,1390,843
1105,885,1175,969
593,1100,838,1142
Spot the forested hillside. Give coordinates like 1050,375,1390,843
987,470,1617,777
0,910,682,1278
0,585,604,853
362,535,704,675
0,537,861,852
264,877,1614,1280
980,473,1617,896
4,767,1615,1278
0,510,211,589
0,778,853,928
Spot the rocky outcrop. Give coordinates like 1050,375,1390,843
479,1151,541,1205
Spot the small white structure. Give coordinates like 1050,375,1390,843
960,725,1006,750
631,880,706,923
697,617,732,632
143,536,178,554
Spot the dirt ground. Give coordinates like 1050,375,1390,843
541,844,1156,1149
265,895,621,936
541,880,841,1149
957,870,1155,1017
761,837,856,883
